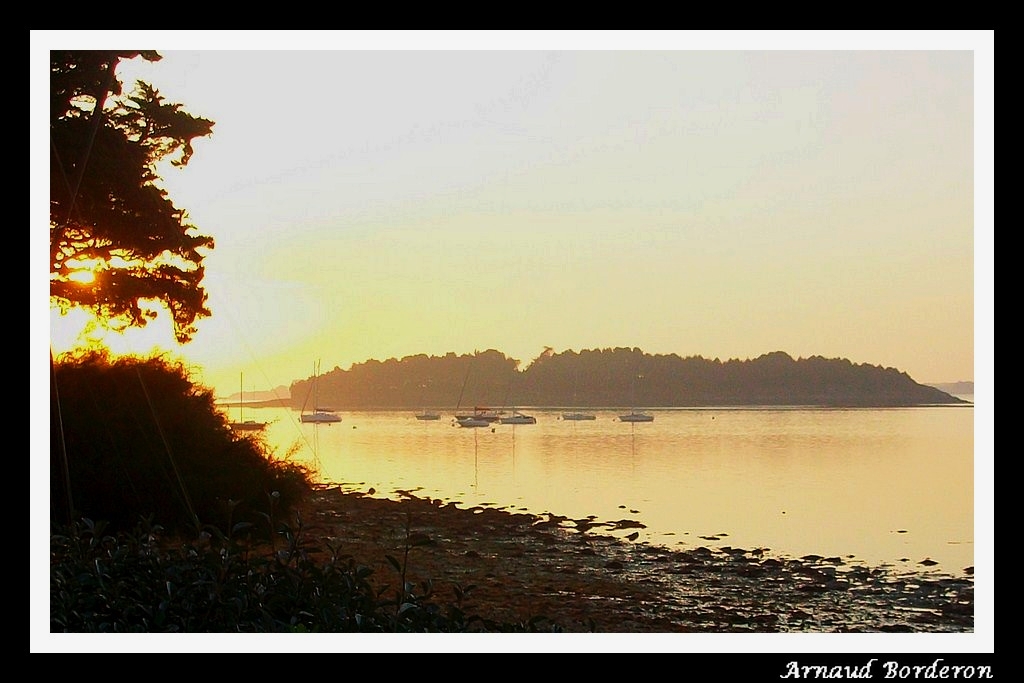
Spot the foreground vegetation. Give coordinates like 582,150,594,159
50,350,310,534
48,351,559,632
49,514,561,633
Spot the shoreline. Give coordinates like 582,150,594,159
293,484,974,633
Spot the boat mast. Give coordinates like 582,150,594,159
299,362,316,415
456,361,470,413
313,360,320,412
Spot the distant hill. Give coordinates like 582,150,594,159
924,381,974,396
219,385,291,405
287,348,969,410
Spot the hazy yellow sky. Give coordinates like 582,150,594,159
37,32,993,400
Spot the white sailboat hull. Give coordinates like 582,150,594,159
455,417,491,428
499,411,537,424
301,410,342,423
300,360,342,423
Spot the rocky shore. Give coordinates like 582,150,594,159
293,484,975,634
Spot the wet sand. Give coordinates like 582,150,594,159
291,484,974,633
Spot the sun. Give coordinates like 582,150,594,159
66,269,95,284
61,257,102,285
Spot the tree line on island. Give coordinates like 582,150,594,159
289,348,967,410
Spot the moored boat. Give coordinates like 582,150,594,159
228,373,268,431
230,419,268,431
301,409,342,423
619,410,654,422
454,416,491,428
454,406,501,423
561,411,596,421
499,410,536,425
300,361,342,423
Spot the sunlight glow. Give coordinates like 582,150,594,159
59,257,105,285
50,305,185,361
65,270,95,284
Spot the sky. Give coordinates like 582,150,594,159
36,31,993,401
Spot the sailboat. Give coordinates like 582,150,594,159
561,369,595,420
414,383,441,420
497,368,536,424
454,413,492,428
451,358,498,427
228,373,268,431
300,361,342,424
499,409,536,425
619,372,654,422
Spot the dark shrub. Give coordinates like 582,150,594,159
50,349,311,534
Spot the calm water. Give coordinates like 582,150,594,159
245,403,976,574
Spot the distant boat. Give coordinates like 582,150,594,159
414,379,440,420
497,369,535,424
453,404,501,428
619,371,653,422
562,411,596,421
300,361,342,424
499,410,537,425
454,416,492,428
562,370,595,421
451,357,501,427
230,419,267,431
454,407,501,423
229,373,268,432
302,409,343,424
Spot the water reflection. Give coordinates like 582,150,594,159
255,406,974,572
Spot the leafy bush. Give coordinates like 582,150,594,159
50,350,311,535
